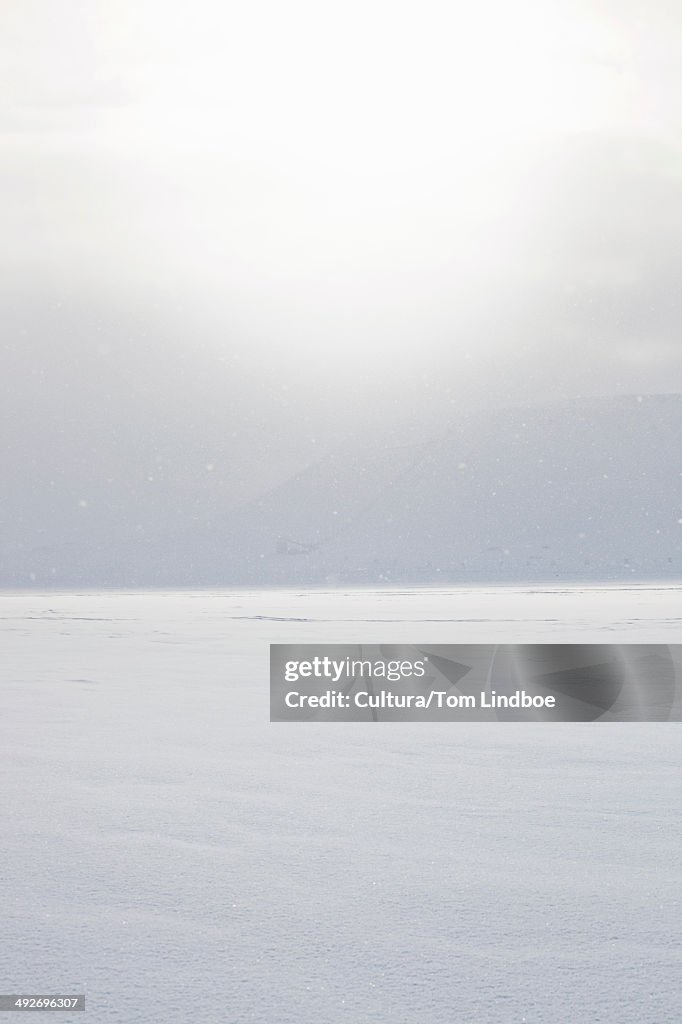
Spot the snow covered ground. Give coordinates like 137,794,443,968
1,586,681,1023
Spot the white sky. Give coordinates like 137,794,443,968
2,0,682,388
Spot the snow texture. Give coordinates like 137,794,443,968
1,586,681,1023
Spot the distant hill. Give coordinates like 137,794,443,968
210,393,682,585
2,394,680,586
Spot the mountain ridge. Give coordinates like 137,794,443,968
2,393,680,586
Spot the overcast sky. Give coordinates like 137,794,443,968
2,0,682,484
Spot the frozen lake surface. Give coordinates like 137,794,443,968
1,586,681,1023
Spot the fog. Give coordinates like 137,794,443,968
2,1,681,583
